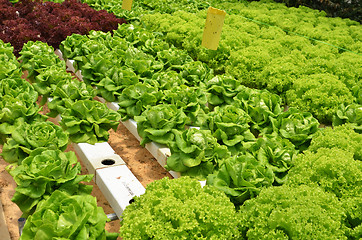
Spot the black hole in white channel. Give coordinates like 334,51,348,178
129,198,135,204
101,159,116,166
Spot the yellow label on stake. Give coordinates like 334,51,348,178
202,7,226,50
122,0,133,11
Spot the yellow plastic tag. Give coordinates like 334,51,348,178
201,7,226,50
122,0,133,11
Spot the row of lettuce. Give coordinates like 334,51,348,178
58,23,362,239
83,0,362,125
0,1,360,238
0,39,120,239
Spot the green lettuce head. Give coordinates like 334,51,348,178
134,104,189,146
207,105,255,155
60,100,121,144
20,190,118,240
166,128,230,179
7,148,92,217
2,121,68,164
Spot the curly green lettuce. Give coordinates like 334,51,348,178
308,124,362,161
20,190,118,240
239,185,348,240
7,148,92,217
120,177,240,240
287,148,362,238
285,73,354,123
60,100,121,144
1,121,68,164
134,104,189,146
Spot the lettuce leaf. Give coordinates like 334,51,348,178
60,100,121,144
7,148,92,217
2,121,68,164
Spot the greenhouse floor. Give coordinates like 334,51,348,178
0,199,11,240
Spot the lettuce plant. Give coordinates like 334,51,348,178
134,104,189,146
207,154,274,206
162,85,209,126
205,75,245,107
332,103,362,133
143,70,185,91
287,148,362,238
0,94,47,144
234,88,283,135
32,66,74,105
166,128,230,179
309,124,362,161
19,41,66,81
20,190,118,240
96,66,139,102
117,82,163,121
239,185,348,239
7,148,92,217
47,79,96,118
60,100,121,144
120,177,240,239
206,105,255,155
180,61,213,87
270,107,319,150
2,121,68,164
0,77,38,101
248,135,298,184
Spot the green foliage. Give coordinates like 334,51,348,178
19,41,65,81
248,135,298,184
166,128,230,179
309,124,362,161
0,94,47,145
332,104,362,133
286,73,354,123
205,75,245,107
2,121,68,164
119,177,240,239
32,66,74,104
287,148,362,237
162,85,209,126
288,148,362,200
59,100,121,144
47,79,96,118
207,154,274,205
7,148,92,217
117,82,163,121
134,104,189,146
206,105,255,155
20,190,118,240
233,88,283,135
96,67,139,102
239,185,348,239
270,107,319,150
